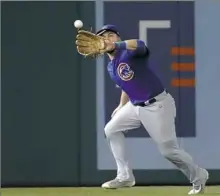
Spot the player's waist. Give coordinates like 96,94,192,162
133,90,168,107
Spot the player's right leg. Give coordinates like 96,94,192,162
139,93,209,194
102,101,141,189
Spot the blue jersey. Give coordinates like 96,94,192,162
107,40,164,105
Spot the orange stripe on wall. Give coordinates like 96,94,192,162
171,63,195,71
171,79,195,87
171,47,195,55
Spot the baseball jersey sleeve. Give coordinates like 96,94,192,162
127,40,149,57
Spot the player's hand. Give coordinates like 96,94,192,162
104,39,115,52
111,104,123,118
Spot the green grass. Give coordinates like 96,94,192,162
1,186,220,196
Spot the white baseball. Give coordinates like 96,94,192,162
74,20,83,29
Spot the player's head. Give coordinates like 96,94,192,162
96,24,121,45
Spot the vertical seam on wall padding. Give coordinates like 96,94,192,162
95,0,105,172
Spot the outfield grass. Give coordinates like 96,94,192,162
1,186,220,196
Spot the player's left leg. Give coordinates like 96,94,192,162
102,101,141,189
139,92,209,195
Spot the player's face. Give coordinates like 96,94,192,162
101,31,120,43
101,31,120,55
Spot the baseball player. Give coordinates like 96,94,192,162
75,24,209,195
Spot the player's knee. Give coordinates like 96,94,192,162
104,122,114,138
158,140,179,159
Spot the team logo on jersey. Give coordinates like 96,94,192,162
117,63,134,81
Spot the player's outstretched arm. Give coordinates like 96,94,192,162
114,39,149,56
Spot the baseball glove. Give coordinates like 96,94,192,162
75,30,108,58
